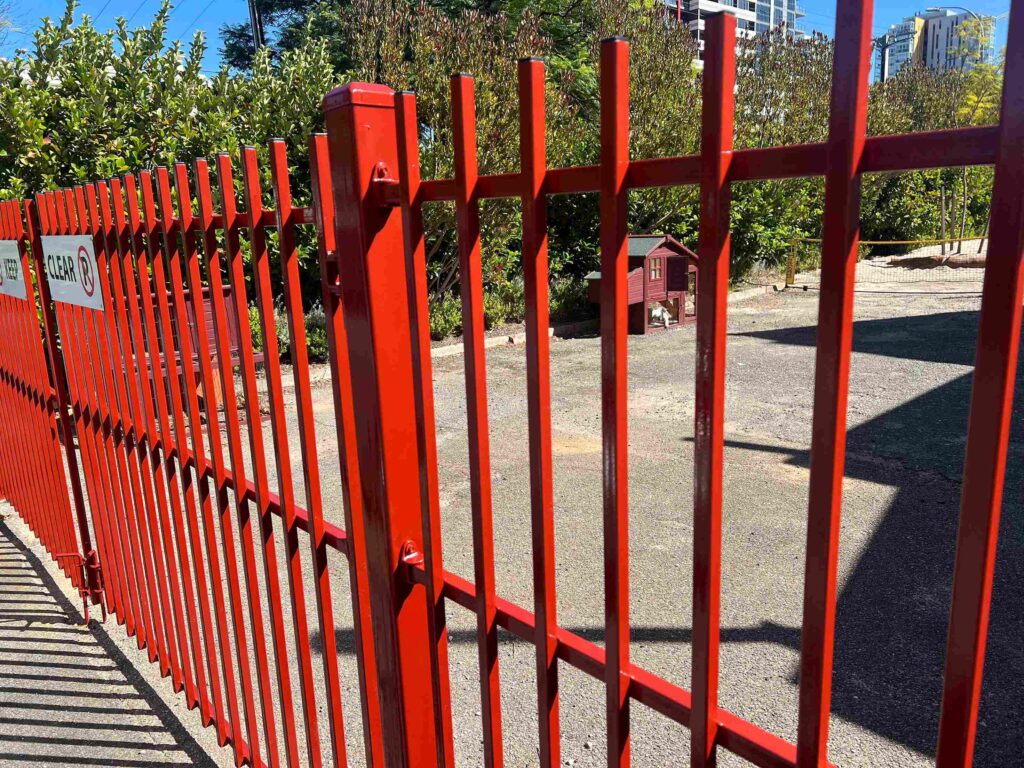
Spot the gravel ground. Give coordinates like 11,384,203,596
2,282,1021,767
0,515,224,767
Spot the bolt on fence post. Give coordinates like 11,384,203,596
321,82,444,768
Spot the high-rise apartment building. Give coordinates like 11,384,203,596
875,15,926,81
663,0,804,65
875,9,996,82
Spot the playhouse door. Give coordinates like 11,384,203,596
667,257,688,292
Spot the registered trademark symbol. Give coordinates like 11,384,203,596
78,245,95,297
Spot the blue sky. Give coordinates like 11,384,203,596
1,0,249,73
1,0,1013,73
800,0,1011,43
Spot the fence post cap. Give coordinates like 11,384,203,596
322,83,396,113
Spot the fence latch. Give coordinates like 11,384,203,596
56,550,106,625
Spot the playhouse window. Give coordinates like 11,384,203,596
650,258,662,280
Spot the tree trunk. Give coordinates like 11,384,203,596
958,166,969,251
950,187,959,253
940,186,947,255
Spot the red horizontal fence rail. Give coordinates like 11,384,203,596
0,0,1020,765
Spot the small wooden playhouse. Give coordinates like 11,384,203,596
585,234,698,334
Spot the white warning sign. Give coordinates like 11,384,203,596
0,240,28,300
39,235,104,310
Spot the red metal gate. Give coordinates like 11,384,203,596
17,151,356,768
0,0,1022,766
0,196,101,616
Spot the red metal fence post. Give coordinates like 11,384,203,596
936,0,1024,764
692,12,736,768
796,1,873,765
450,72,505,768
600,36,632,768
321,82,443,768
517,57,561,768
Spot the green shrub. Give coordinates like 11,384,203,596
482,291,506,330
429,293,462,341
304,301,329,363
247,299,302,360
549,276,592,323
0,0,334,201
274,299,291,358
248,304,263,352
492,275,525,325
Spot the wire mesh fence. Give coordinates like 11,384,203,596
787,236,988,289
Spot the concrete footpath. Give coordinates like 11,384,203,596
0,513,227,767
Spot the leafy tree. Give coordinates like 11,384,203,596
1,0,1005,339
220,0,351,71
529,0,703,284
0,0,12,49
862,16,1001,249
220,0,601,74
0,0,334,304
729,29,833,273
949,17,1001,244
340,0,590,312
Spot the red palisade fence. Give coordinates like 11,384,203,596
0,1,1021,766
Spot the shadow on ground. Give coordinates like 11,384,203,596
0,518,220,767
734,309,1023,765
313,309,1022,765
